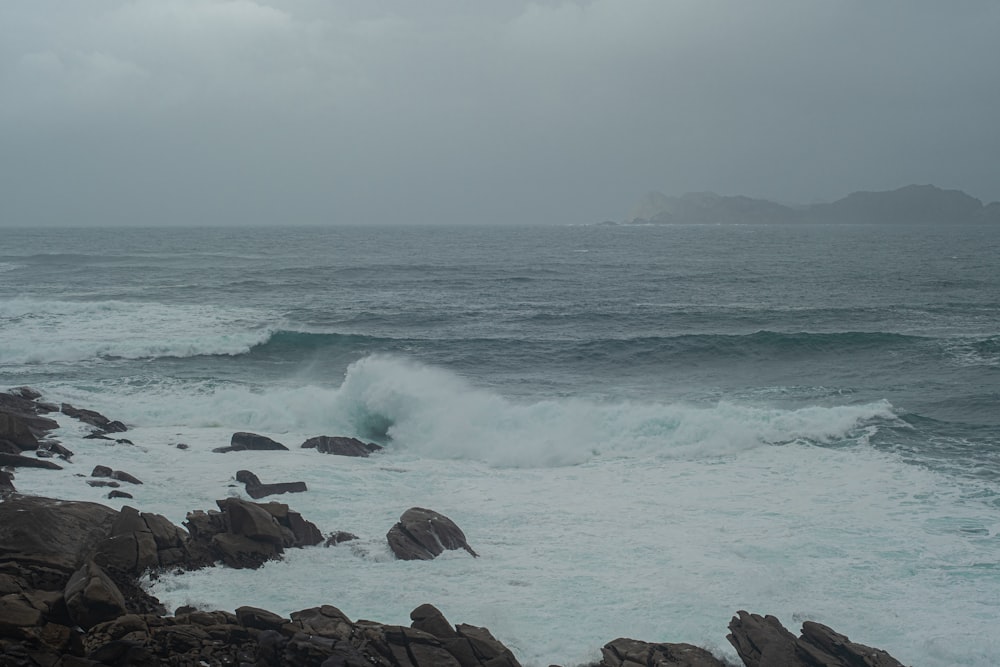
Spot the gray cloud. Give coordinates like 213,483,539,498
2,0,997,225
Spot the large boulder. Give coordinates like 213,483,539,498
183,498,323,569
411,603,521,667
301,435,382,457
386,507,478,561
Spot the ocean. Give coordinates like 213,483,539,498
2,223,999,666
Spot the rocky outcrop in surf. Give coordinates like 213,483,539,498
235,469,308,499
386,507,479,560
302,434,383,457
214,431,289,453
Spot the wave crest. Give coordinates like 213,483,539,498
0,298,273,364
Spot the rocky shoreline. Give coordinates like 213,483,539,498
1,387,910,666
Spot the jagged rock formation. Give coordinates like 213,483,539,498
726,611,905,667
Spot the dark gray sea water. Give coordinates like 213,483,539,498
2,223,999,665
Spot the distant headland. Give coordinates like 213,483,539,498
611,184,1000,225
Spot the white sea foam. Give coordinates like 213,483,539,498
9,400,1000,667
44,355,899,468
0,298,274,364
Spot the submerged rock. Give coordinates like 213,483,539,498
386,507,478,560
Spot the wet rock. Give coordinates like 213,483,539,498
42,441,75,460
228,431,288,451
9,386,42,401
302,435,383,457
111,470,143,485
88,480,121,488
91,465,142,484
0,392,61,435
84,432,115,441
0,452,63,469
108,490,133,499
387,507,478,560
236,468,308,499
61,403,127,433
325,531,359,547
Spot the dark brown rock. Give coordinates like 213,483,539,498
0,411,39,450
235,469,261,486
0,496,118,576
236,468,308,499
246,481,308,499
289,605,354,639
108,490,133,499
64,560,128,630
235,605,288,631
92,465,113,478
111,470,143,485
61,403,127,433
325,531,359,547
0,594,45,632
387,507,478,561
302,435,383,457
727,611,906,667
0,392,60,435
1,469,15,496
42,441,75,460
9,386,42,401
0,452,63,469
601,637,727,667
217,498,286,544
210,533,281,569
228,431,288,451
88,480,120,488
799,621,906,667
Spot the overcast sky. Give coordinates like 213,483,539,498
1,1,997,226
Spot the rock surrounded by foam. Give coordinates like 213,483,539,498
301,434,382,457
216,431,289,453
386,507,479,560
